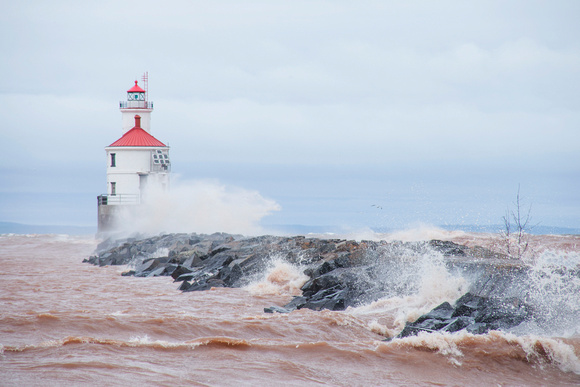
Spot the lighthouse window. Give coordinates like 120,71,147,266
110,153,116,167
110,182,116,196
151,150,170,168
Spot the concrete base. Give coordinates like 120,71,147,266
97,200,138,234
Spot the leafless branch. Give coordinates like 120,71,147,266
501,185,535,261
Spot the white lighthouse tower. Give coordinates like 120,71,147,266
97,75,171,232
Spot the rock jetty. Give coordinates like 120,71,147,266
85,232,538,337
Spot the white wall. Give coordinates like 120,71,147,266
105,147,170,200
106,147,152,174
106,172,140,196
121,109,152,133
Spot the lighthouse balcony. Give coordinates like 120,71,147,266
97,194,140,206
119,101,153,109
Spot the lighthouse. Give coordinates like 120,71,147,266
97,75,171,233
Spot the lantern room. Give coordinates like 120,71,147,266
127,81,146,101
120,78,153,133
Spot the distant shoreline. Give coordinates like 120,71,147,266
1,221,578,236
0,222,96,235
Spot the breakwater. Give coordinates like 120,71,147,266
84,232,573,338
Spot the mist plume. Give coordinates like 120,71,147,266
118,179,280,236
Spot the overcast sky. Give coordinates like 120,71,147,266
1,1,579,231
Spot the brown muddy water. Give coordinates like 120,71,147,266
1,232,579,386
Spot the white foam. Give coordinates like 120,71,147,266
127,334,194,349
244,257,308,296
392,331,465,365
386,330,580,374
128,334,153,344
502,332,580,374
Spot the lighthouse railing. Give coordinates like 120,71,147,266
119,101,153,109
97,194,140,206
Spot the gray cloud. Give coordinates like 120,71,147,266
1,1,579,228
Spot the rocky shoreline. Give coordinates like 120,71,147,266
85,232,537,338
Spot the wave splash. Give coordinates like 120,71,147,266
338,238,580,349
350,244,469,334
512,249,580,337
378,330,580,374
113,179,280,236
244,256,309,296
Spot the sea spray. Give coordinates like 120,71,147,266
245,256,309,296
114,179,280,236
509,250,580,337
315,225,467,244
350,243,468,334
364,243,580,339
385,225,468,243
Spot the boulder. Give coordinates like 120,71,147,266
264,306,292,314
414,302,455,324
171,265,193,281
397,293,533,338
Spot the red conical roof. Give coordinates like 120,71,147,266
109,115,166,147
109,128,166,147
127,80,145,93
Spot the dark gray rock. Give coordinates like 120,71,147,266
429,240,467,256
181,254,203,268
146,266,166,277
415,318,449,331
415,302,455,323
220,263,244,287
171,265,193,281
284,296,308,311
397,293,533,338
264,306,292,314
442,316,475,332
178,280,191,291
466,323,490,334
176,272,196,282
134,258,162,277
89,232,537,339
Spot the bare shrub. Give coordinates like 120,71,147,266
500,185,536,261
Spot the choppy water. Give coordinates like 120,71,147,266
1,232,579,386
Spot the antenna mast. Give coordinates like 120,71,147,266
141,72,149,102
